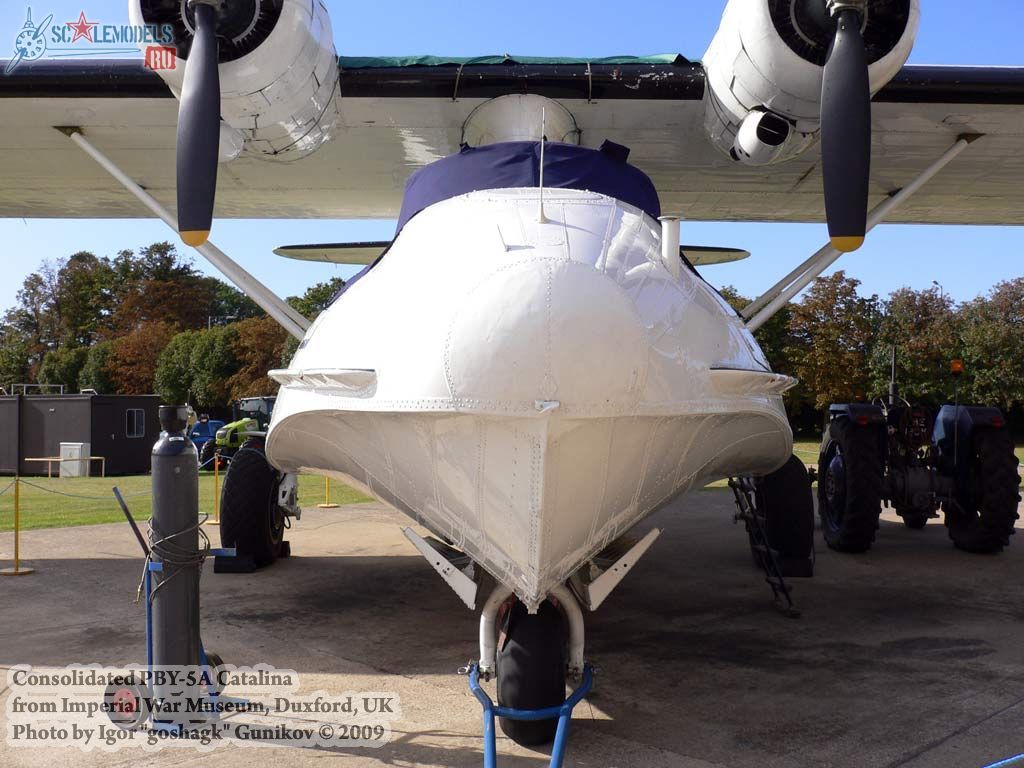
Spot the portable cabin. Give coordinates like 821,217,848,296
0,394,161,476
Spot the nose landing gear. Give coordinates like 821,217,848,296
463,583,593,767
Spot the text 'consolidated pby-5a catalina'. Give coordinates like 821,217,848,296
3,0,1023,757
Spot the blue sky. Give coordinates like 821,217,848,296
2,0,1023,312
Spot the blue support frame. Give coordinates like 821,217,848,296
144,547,239,733
467,663,594,768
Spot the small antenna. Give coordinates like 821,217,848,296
538,106,548,224
888,344,898,407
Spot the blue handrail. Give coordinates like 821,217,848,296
467,663,594,768
982,754,1024,768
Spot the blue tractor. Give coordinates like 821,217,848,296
190,416,225,467
818,353,1021,554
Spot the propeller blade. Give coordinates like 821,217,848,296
176,2,220,247
820,7,871,253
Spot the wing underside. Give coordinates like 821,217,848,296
1,59,1023,225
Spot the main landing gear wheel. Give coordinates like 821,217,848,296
496,600,567,747
752,454,815,577
819,417,884,553
220,446,286,568
945,428,1021,554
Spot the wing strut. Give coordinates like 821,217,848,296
57,127,311,341
743,134,980,332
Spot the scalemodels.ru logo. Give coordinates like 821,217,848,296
5,6,175,74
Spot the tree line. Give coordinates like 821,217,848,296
725,272,1024,432
0,243,342,410
2,245,1021,431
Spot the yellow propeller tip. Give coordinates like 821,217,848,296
181,230,210,247
830,235,864,253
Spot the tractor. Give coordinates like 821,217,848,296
818,352,1020,554
189,415,225,459
199,396,277,471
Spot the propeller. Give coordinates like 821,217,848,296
176,0,221,247
820,2,871,253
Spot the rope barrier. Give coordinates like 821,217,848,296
0,479,15,497
17,478,151,501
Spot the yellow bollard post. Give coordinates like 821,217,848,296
2,477,35,576
318,476,339,509
206,455,221,526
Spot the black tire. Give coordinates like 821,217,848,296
818,418,884,553
199,439,217,471
898,508,931,530
220,447,285,568
496,600,567,747
752,455,815,576
945,428,1021,554
104,674,152,731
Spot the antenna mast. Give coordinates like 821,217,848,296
538,106,548,224
888,344,899,407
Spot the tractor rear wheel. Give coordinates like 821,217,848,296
751,455,815,576
496,600,567,747
220,446,286,568
818,418,884,552
199,439,217,471
945,428,1021,553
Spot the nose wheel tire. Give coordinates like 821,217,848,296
219,446,286,568
496,600,568,747
945,428,1021,554
818,417,884,553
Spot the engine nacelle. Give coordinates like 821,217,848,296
129,0,341,160
703,0,919,165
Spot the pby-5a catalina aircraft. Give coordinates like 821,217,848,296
4,0,1024,753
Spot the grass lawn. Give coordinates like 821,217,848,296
0,472,372,533
2,439,1019,533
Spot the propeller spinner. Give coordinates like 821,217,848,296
820,0,872,253
176,0,221,247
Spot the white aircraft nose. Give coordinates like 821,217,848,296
269,189,791,608
445,256,649,414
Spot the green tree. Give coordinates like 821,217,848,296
960,278,1024,410
786,271,881,411
187,325,240,409
79,340,115,393
55,252,115,346
288,277,346,318
203,278,263,325
37,347,89,394
155,331,199,405
0,330,31,391
869,286,961,406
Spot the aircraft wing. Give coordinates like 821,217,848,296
2,57,1024,224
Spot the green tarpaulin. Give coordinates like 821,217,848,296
338,54,688,69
